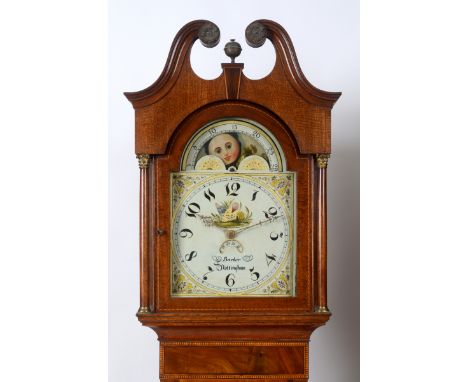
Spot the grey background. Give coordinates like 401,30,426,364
109,1,359,381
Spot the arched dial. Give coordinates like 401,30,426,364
181,119,286,172
171,173,295,296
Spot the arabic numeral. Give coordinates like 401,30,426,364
202,266,214,280
270,232,283,241
225,273,236,287
225,182,240,196
252,131,260,139
271,163,279,171
204,188,216,201
249,267,260,281
185,202,200,218
184,251,197,261
231,182,240,192
208,128,217,136
263,207,278,219
265,253,278,266
179,228,193,238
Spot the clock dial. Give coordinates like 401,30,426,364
181,119,286,172
171,173,295,296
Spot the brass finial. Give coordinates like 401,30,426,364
224,39,242,63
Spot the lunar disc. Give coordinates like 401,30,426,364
238,155,270,171
195,155,226,171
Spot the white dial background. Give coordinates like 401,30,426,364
172,174,293,295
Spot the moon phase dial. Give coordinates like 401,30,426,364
181,119,286,172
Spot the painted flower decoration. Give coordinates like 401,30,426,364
212,199,252,228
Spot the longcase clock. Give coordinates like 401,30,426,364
125,19,341,381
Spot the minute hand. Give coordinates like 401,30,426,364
235,215,283,235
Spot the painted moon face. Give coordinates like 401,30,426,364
207,133,241,166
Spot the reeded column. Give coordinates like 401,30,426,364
137,154,150,314
315,154,330,313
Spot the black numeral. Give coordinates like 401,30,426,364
263,207,278,219
249,267,260,281
225,273,236,287
203,266,214,280
225,182,240,196
179,228,193,238
265,253,277,266
184,251,197,261
251,190,259,201
185,203,200,218
204,188,216,201
270,232,283,241
208,128,217,136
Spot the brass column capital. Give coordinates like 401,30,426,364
314,306,330,313
138,306,150,314
137,154,150,169
315,154,330,169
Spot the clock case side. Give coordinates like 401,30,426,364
124,18,340,358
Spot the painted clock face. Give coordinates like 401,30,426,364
171,173,295,297
181,119,286,172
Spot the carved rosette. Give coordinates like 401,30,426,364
198,21,220,48
245,21,268,48
137,154,150,169
315,154,330,169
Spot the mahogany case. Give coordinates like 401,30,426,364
125,19,340,381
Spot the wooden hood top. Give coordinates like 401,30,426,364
125,19,341,155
